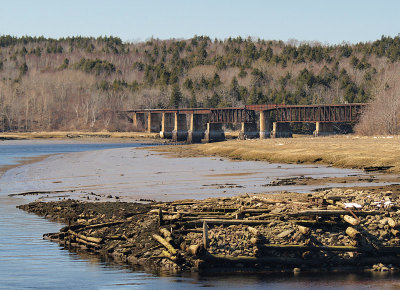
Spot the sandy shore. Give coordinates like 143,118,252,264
1,142,396,203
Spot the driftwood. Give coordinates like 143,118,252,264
298,225,310,235
79,221,124,232
152,234,177,255
187,244,204,256
289,210,379,217
247,226,260,236
388,218,397,228
67,230,102,244
343,215,360,226
198,219,274,225
75,237,100,248
161,250,177,261
159,228,173,243
203,221,209,249
345,227,360,239
261,243,360,252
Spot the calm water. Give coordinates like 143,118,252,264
1,141,400,289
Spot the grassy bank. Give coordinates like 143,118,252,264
0,131,161,140
155,135,400,173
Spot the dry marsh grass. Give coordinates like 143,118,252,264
155,136,400,173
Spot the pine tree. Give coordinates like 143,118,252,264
169,85,182,108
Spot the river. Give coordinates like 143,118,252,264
0,140,399,289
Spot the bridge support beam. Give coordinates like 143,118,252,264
239,122,258,140
313,122,334,137
259,110,271,139
133,113,145,131
187,114,204,143
147,112,161,133
160,112,174,139
271,122,292,138
172,113,188,141
203,123,225,143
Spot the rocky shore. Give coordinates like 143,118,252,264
18,185,400,274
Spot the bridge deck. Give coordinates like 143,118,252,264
127,103,367,124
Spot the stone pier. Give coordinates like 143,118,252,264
172,113,188,141
239,122,258,140
313,122,334,137
187,114,205,143
259,110,271,139
203,123,225,143
271,122,292,138
133,112,146,131
160,112,175,139
147,112,162,133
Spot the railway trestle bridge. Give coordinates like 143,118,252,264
126,103,366,142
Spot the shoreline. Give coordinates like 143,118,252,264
5,137,400,275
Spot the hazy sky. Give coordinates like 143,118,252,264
1,0,399,44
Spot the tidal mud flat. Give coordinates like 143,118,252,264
18,185,400,274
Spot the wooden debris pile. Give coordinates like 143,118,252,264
17,188,400,273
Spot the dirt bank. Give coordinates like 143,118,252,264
18,185,400,274
152,136,400,174
0,131,163,141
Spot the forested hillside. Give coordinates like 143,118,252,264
1,35,399,133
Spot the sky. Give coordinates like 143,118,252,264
0,0,399,44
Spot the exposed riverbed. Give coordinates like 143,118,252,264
1,140,400,289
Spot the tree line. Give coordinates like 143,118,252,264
0,34,399,133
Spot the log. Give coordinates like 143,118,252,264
289,210,379,217
247,213,273,220
160,228,173,244
250,237,259,245
75,237,100,248
78,221,124,232
203,221,209,249
261,244,360,252
391,229,400,236
343,215,360,226
345,227,360,239
152,234,177,255
296,220,345,227
187,244,204,256
67,230,102,244
158,208,163,226
298,225,310,235
247,226,260,236
198,219,274,225
161,250,177,261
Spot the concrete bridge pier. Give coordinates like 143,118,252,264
160,112,174,139
203,123,225,143
239,122,258,140
187,114,205,143
172,113,188,141
133,112,146,131
271,122,292,138
147,112,162,133
313,122,334,137
259,110,271,139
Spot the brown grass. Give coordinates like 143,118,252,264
154,135,400,173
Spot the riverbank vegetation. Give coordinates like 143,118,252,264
0,35,400,133
154,136,400,173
